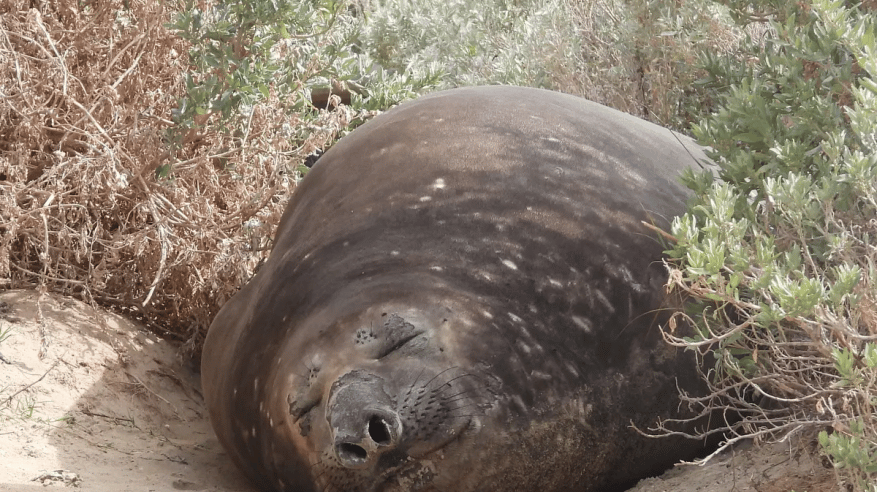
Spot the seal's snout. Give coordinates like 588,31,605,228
334,411,401,468
327,370,402,469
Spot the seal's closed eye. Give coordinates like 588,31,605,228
355,314,426,360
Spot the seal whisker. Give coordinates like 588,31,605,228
445,401,486,412
434,373,483,390
433,386,478,398
421,366,461,389
436,382,486,399
446,412,483,420
443,394,481,405
408,367,428,390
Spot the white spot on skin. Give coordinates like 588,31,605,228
501,259,518,270
420,196,432,202
517,341,532,355
548,278,563,288
391,250,400,256
269,418,274,427
591,287,614,313
253,378,260,392
432,178,446,190
565,361,580,377
531,370,552,380
430,266,444,272
251,426,256,438
613,264,646,293
511,395,528,415
233,388,238,398
482,310,493,319
572,315,593,333
509,312,523,323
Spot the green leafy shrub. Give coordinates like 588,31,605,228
357,0,743,128
166,0,442,159
359,0,583,88
659,1,877,489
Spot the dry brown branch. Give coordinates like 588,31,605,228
80,409,136,426
0,0,360,357
2,359,60,407
127,372,178,417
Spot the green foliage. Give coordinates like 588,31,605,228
164,0,747,158
613,0,742,127
831,344,877,388
356,0,742,129
674,0,877,312
169,0,349,124
13,394,39,419
165,0,442,158
666,1,877,488
358,0,583,89
0,324,11,345
819,419,877,492
693,0,873,198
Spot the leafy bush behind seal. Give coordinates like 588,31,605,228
356,0,745,129
659,1,877,488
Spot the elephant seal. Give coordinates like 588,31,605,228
202,86,715,492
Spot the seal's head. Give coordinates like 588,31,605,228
281,308,489,491
239,288,499,492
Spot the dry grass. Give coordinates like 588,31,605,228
562,0,740,129
0,0,358,355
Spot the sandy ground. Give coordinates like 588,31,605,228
0,289,837,492
0,289,255,492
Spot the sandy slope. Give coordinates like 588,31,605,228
0,290,255,492
0,289,835,492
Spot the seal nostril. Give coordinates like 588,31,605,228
368,415,392,445
337,442,368,466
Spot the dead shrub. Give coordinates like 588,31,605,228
0,0,357,356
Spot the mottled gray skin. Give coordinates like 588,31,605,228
202,86,714,492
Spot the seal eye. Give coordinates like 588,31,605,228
356,314,425,359
375,332,422,359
